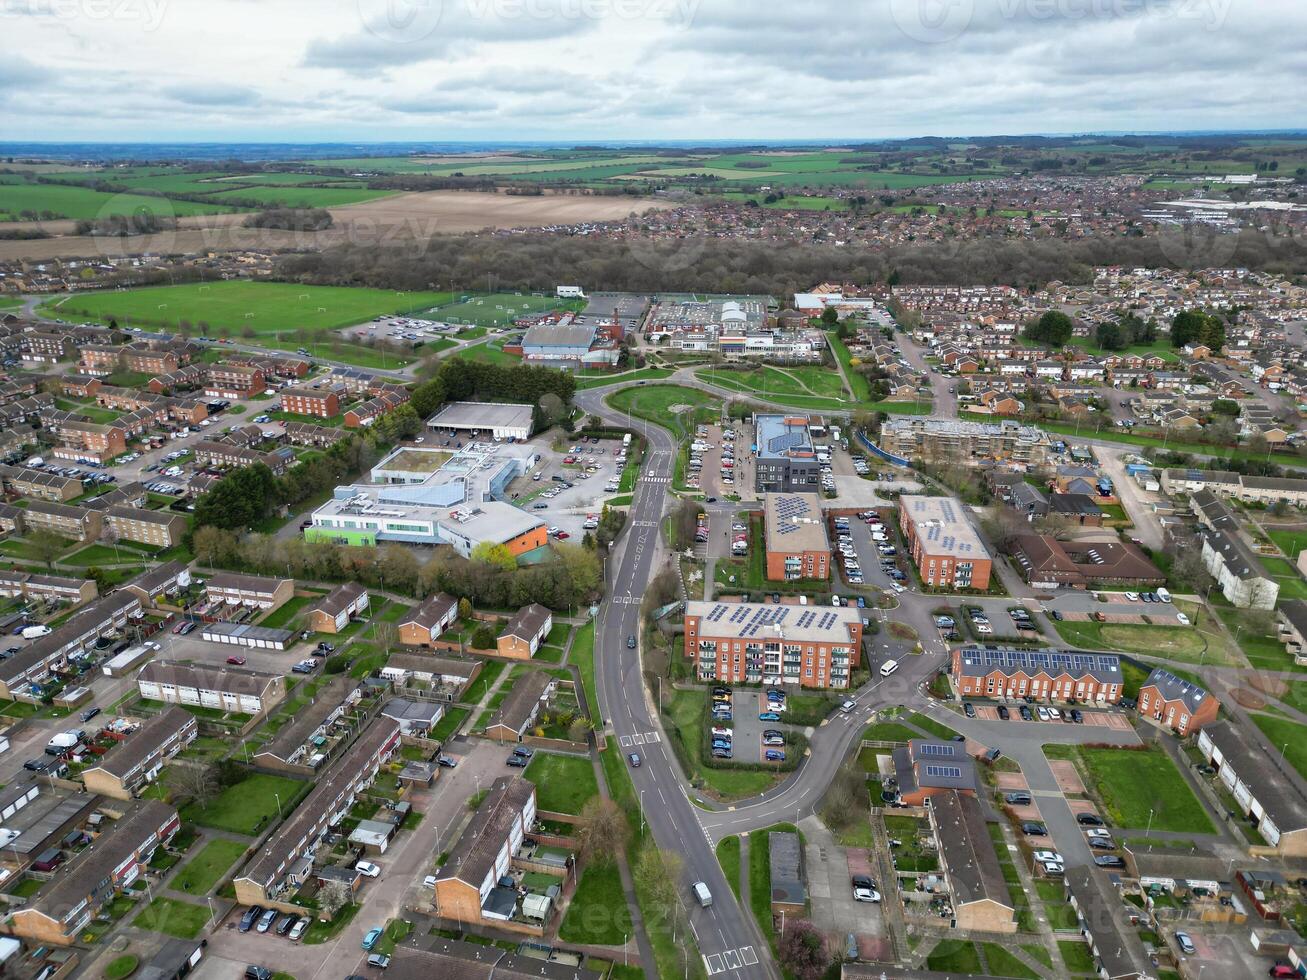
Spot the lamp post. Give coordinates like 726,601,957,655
274,792,283,820
207,895,217,927
638,790,645,835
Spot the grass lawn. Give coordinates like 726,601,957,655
981,944,1039,980
557,861,632,945
430,706,469,742
525,753,599,815
905,712,959,740
1249,714,1307,783
748,822,798,946
862,722,921,743
716,836,742,902
926,940,982,973
1065,746,1215,834
1050,605,1240,666
133,897,211,939
43,281,454,335
1261,555,1307,600
181,773,305,835
570,621,596,716
173,838,249,895
1058,939,1097,973
1213,605,1305,672
1269,528,1307,560
574,367,674,389
260,595,314,629
605,384,721,441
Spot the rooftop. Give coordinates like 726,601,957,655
1203,720,1307,833
438,775,536,887
427,401,535,431
899,495,990,560
686,600,861,644
84,707,195,779
956,645,1123,683
1142,667,1212,715
763,493,830,553
755,414,813,460
932,790,1013,911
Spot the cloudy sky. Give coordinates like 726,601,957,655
2,0,1301,142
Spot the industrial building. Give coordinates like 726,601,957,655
426,401,535,441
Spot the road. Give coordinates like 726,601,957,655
577,385,776,979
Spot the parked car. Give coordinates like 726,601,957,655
437,756,457,768
758,711,781,722
256,908,277,933
1021,822,1047,836
1076,813,1104,826
79,707,100,722
963,702,976,718
287,917,309,941
362,928,383,951
356,862,381,878
851,875,880,903
245,969,272,980
1033,850,1064,865
506,755,529,768
239,907,264,932
1019,705,1033,721
1005,792,1033,806
367,955,390,970
764,750,786,762
997,705,1009,720
275,913,296,936
226,655,247,666
1174,932,1196,955
1094,854,1126,868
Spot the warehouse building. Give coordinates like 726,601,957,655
898,495,992,590
684,599,862,688
519,322,597,363
426,401,535,442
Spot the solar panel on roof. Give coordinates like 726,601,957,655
919,743,955,757
924,765,962,779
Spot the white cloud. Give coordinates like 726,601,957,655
0,0,1300,139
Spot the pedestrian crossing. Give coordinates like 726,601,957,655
703,947,760,974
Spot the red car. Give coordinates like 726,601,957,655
556,531,570,540
226,655,247,666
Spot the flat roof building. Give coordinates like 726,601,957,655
763,492,830,582
684,599,862,689
754,414,819,494
426,401,535,441
897,495,992,591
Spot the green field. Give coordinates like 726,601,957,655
1050,606,1241,667
434,292,576,327
606,384,721,441
557,861,633,945
43,281,454,335
1248,715,1307,783
181,772,304,835
525,752,599,815
0,180,236,222
1061,745,1215,834
207,186,395,208
133,897,211,939
1269,529,1307,561
173,838,249,895
697,364,847,400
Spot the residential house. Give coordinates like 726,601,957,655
397,593,460,648
496,604,553,660
81,707,198,800
305,583,369,634
1137,668,1219,735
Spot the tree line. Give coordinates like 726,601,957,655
275,227,1307,299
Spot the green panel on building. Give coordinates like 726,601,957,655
304,526,377,547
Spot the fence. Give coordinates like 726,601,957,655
857,429,911,468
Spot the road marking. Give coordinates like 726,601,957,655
704,954,726,975
644,730,660,743
723,950,742,970
619,735,632,747
739,947,759,966
632,733,645,745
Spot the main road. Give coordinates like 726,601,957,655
576,385,778,979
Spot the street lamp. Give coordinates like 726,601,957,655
638,790,645,835
274,792,283,820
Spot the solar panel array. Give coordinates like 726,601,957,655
695,602,851,639
773,494,814,536
924,765,963,779
962,646,1120,676
919,743,956,757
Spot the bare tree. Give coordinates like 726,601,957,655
100,523,121,564
374,621,398,657
576,797,630,867
170,765,218,809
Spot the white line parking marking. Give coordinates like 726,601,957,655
705,953,725,974
740,947,758,966
723,950,742,969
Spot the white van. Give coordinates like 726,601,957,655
692,881,713,908
880,659,899,677
1155,587,1172,603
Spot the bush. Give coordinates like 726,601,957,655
471,624,497,649
105,955,139,980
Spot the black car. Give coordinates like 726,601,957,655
275,913,296,936
1088,838,1117,850
1004,791,1032,805
626,635,637,649
1019,705,1033,721
1069,709,1084,723
997,705,1010,720
1094,855,1125,868
506,755,529,768
79,707,101,723
437,756,457,769
239,907,264,933
1076,813,1105,826
22,759,46,772
245,969,272,980
1021,822,1047,836
963,702,976,718
512,746,534,759
851,874,877,889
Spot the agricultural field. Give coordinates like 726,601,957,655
0,178,236,222
42,280,454,335
206,185,395,208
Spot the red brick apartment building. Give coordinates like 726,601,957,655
950,646,1125,704
763,492,830,581
684,599,862,689
1137,668,1220,735
897,494,992,590
280,385,343,418
204,364,266,399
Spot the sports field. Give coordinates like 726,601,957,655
435,292,578,327
43,281,454,334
